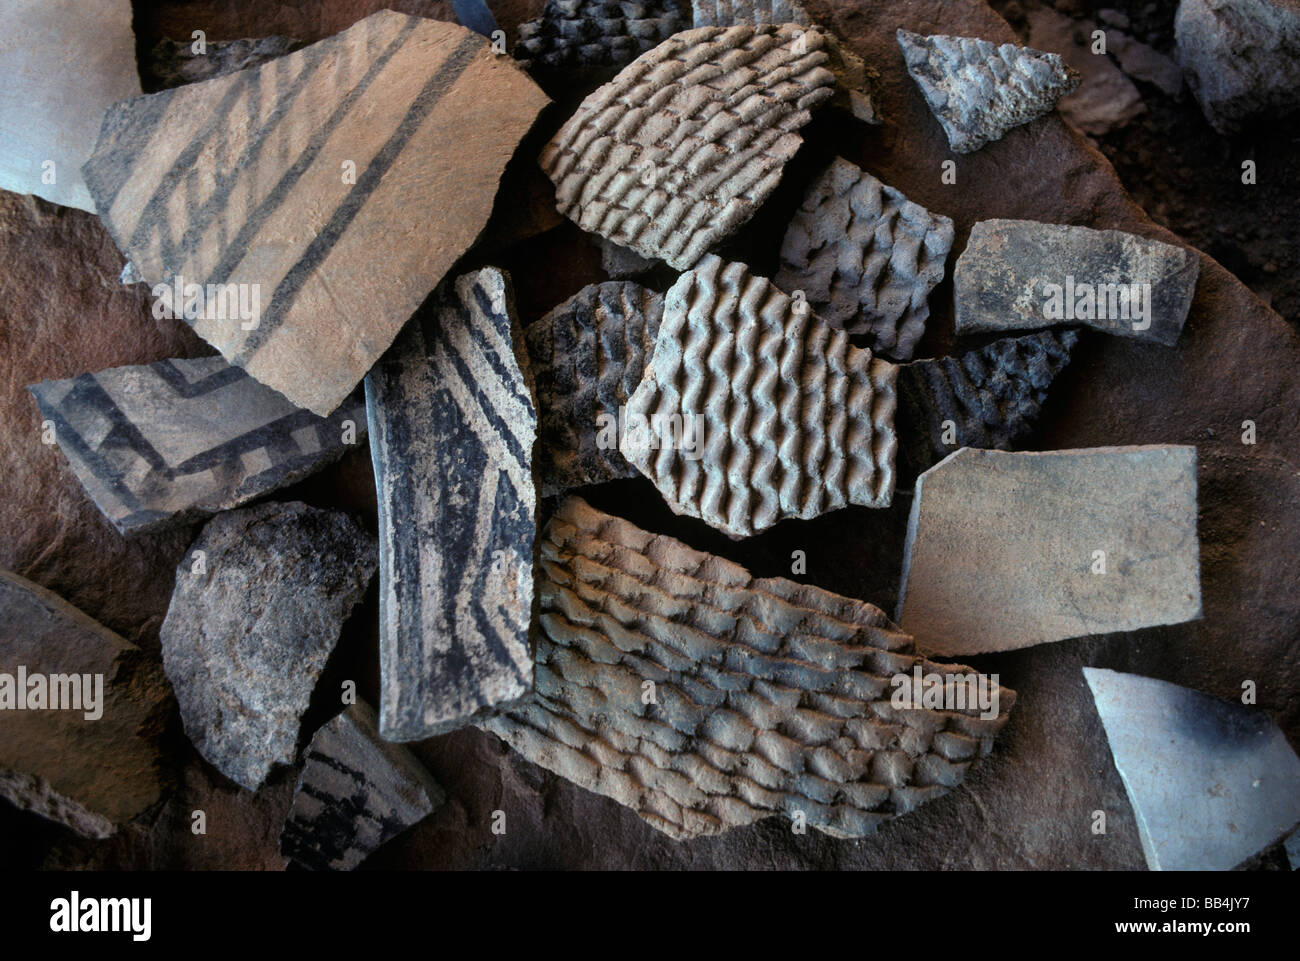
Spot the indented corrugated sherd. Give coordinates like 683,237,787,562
483,496,1015,840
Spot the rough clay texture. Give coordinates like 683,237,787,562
28,357,366,535
690,0,879,123
280,701,446,870
774,157,954,359
897,28,1080,153
621,255,897,539
898,447,1202,657
0,570,169,839
483,497,1016,840
526,281,664,494
1085,667,1300,871
145,36,305,90
8,0,1299,873
540,24,835,270
598,237,658,278
514,0,687,71
1175,0,1300,135
82,10,549,415
366,269,537,742
159,501,377,791
0,0,142,212
894,330,1079,481
954,218,1200,346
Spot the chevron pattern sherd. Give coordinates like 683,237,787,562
366,268,538,742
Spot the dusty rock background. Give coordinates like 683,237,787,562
1,0,1296,869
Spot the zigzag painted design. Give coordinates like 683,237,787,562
27,356,365,534
365,268,538,741
897,29,1080,153
620,256,897,539
515,0,687,71
540,24,835,270
775,158,954,359
482,497,1016,841
895,330,1079,480
526,281,665,494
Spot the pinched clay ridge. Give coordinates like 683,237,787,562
526,281,665,494
482,497,1016,840
620,255,897,539
775,157,954,359
515,0,688,71
540,24,836,270
896,330,1079,479
897,29,1080,153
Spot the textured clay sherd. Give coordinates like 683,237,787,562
599,237,659,279
540,24,835,271
898,446,1201,656
691,0,879,123
159,501,377,790
774,158,954,359
28,357,366,535
483,497,1016,841
0,570,169,838
954,219,1200,346
620,256,898,539
82,11,549,416
515,0,687,72
897,29,1080,153
280,701,446,871
894,330,1079,480
1084,668,1300,871
146,36,303,90
526,281,665,494
0,0,142,212
366,268,537,742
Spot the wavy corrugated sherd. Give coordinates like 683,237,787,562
897,29,1080,153
540,24,835,270
482,497,1015,840
895,330,1079,480
526,281,665,494
620,255,897,539
515,0,687,72
775,158,954,359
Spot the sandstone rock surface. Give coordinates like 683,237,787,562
621,255,897,538
953,219,1199,345
483,497,1015,840
898,447,1201,656
82,10,550,415
541,24,835,270
29,357,366,535
0,569,169,838
160,501,376,790
897,28,1080,153
774,158,954,359
366,269,537,742
280,701,445,870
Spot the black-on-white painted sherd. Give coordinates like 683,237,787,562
81,10,549,415
366,268,537,742
160,501,376,791
29,357,365,535
280,701,445,871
